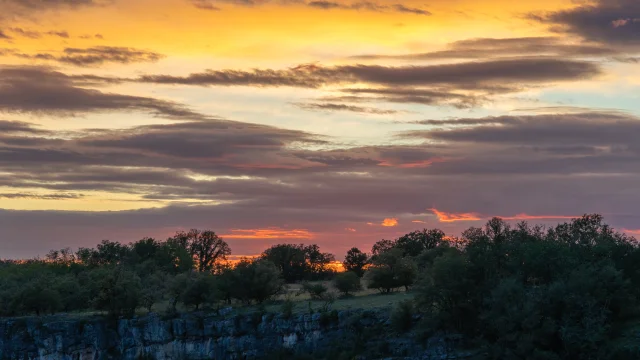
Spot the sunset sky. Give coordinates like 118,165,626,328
1,0,640,259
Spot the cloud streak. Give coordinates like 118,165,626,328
0,66,210,120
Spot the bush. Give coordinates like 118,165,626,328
390,299,414,333
301,282,329,300
281,299,295,319
333,271,362,296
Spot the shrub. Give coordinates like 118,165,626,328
390,299,415,333
333,271,362,297
301,282,329,300
281,299,295,319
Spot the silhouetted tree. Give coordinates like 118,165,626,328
343,247,368,277
262,244,334,283
371,239,395,258
170,230,231,272
366,248,417,293
395,229,445,257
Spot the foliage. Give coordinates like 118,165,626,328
371,239,396,258
225,259,284,304
181,273,219,310
281,298,295,319
333,271,362,296
140,271,167,313
301,282,329,300
365,248,417,293
261,244,335,283
3,214,640,360
395,229,445,257
169,229,231,273
92,267,142,318
343,247,368,277
390,299,414,333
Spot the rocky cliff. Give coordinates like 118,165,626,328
0,308,471,360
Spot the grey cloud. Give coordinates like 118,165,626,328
0,66,210,120
8,28,41,39
59,46,164,66
293,102,400,114
3,112,640,257
47,31,70,38
0,30,12,40
1,0,110,18
190,0,221,10
6,46,164,67
2,0,106,9
532,0,640,45
0,120,50,134
391,4,430,16
402,112,640,147
307,1,430,15
139,58,601,90
351,36,618,61
0,193,83,200
329,88,485,108
189,0,430,14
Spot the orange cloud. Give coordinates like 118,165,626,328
381,218,399,227
430,208,482,222
412,220,426,224
222,228,314,239
498,214,577,221
623,229,640,236
346,228,357,232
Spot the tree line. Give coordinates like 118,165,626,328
2,215,640,358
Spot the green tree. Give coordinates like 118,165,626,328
333,271,362,296
227,259,284,304
53,275,86,312
395,229,445,257
262,244,308,283
343,247,368,277
182,273,219,310
262,244,334,282
371,239,395,257
140,271,167,313
169,229,231,273
14,279,62,316
415,250,475,332
93,267,141,318
366,249,417,293
167,273,190,311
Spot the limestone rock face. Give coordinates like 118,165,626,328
0,309,467,360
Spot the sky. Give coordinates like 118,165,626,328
1,0,640,259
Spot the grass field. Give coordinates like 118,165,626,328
15,281,414,320
235,280,415,315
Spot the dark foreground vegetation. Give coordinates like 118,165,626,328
2,215,640,359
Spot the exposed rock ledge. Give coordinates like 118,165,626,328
0,309,473,360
